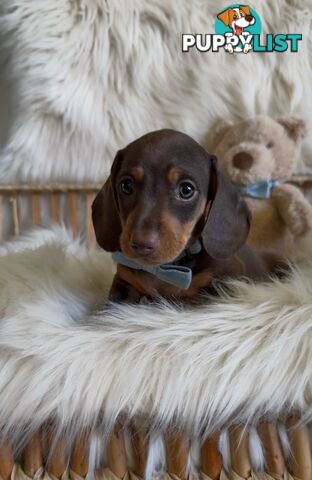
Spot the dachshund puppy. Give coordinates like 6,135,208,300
92,129,287,302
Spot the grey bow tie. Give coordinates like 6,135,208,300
112,240,202,290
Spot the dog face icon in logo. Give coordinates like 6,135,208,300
217,5,256,53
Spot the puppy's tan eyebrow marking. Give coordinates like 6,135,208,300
131,166,144,182
167,167,181,184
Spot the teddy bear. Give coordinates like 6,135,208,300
204,115,312,257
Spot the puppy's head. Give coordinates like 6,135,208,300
217,5,255,30
92,129,250,264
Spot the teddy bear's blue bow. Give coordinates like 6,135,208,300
112,240,202,290
235,179,284,199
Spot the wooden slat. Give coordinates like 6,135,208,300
46,434,67,478
106,427,127,479
165,431,189,480
68,192,79,237
86,192,96,246
9,194,20,236
0,440,14,480
229,426,251,478
70,434,89,476
130,429,149,477
21,431,43,476
0,184,103,192
287,415,312,480
31,193,41,225
201,431,222,480
257,422,286,477
50,192,61,223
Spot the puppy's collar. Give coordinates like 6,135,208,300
175,239,202,260
235,179,284,199
112,240,202,290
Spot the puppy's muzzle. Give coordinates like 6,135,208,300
245,14,254,22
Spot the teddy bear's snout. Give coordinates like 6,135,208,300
232,151,254,170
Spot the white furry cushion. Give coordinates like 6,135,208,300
0,225,310,449
0,0,312,182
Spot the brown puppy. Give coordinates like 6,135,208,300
92,129,287,302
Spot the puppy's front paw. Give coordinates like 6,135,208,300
225,44,234,54
243,44,252,54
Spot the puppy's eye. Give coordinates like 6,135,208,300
266,142,274,149
120,178,134,195
178,181,196,200
233,14,238,19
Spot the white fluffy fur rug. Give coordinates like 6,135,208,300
0,0,312,182
0,225,310,453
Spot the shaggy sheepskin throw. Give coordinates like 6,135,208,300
0,226,310,478
0,0,312,182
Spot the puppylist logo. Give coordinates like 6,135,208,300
182,4,302,54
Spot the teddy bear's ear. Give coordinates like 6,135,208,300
204,120,232,151
277,116,308,143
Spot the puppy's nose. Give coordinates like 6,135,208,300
245,14,253,22
233,152,254,170
130,231,160,256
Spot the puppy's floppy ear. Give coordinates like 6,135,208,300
217,8,230,26
92,151,123,251
202,156,251,259
240,5,251,15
